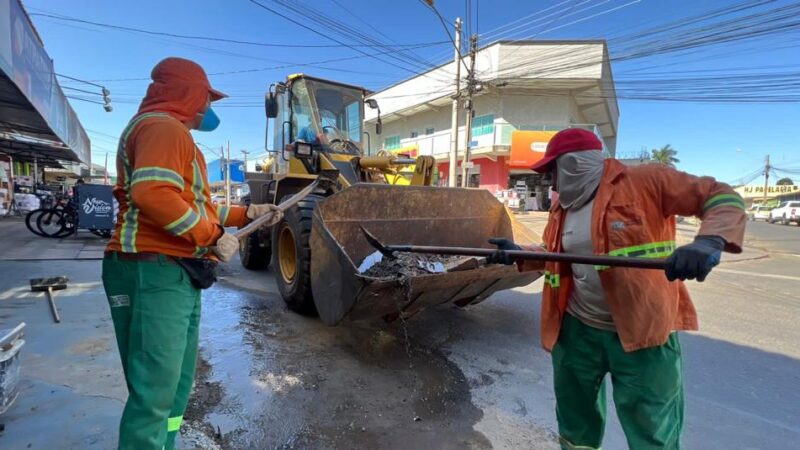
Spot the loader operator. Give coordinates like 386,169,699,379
102,57,282,450
488,128,746,450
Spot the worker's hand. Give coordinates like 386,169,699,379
487,237,522,265
665,236,725,282
211,231,239,263
246,203,283,225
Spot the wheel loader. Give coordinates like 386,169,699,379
240,74,542,325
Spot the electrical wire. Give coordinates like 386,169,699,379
247,0,451,80
417,0,471,73
29,11,448,49
55,73,105,88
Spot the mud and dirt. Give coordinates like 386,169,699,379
181,356,224,450
362,252,466,279
184,281,493,450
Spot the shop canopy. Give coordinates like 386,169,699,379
0,0,90,168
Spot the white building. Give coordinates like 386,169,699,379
365,40,619,206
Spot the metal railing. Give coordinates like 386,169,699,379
382,122,605,158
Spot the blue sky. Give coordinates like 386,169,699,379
24,0,800,182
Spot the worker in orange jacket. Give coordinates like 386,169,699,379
102,57,282,450
488,128,746,449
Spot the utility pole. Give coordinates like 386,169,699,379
5,155,17,216
460,34,478,188
32,157,38,193
104,153,109,185
225,141,232,205
448,18,462,188
241,149,250,174
762,154,771,205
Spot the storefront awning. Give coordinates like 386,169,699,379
0,0,90,166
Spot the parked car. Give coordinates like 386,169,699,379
210,193,227,205
747,205,773,221
768,201,800,225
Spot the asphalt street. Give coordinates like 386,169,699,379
742,218,800,255
207,218,800,449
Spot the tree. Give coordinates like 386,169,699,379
777,177,794,186
650,145,680,167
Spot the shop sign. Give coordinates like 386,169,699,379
0,0,90,166
77,184,114,229
508,130,557,168
736,184,799,199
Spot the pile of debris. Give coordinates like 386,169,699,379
360,251,476,279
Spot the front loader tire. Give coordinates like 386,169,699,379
240,232,270,270
272,194,324,316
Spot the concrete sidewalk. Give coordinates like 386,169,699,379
0,259,123,449
0,218,107,261
515,211,768,263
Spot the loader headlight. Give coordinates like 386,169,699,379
295,142,312,157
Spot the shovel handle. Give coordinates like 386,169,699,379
233,179,320,241
46,287,61,323
384,245,667,270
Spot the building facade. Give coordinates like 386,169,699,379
365,40,619,209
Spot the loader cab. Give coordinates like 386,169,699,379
270,75,368,158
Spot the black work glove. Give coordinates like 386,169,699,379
665,236,725,282
487,238,522,265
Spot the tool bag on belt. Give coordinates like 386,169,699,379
173,258,218,289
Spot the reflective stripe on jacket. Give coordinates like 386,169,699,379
520,159,746,352
106,114,249,258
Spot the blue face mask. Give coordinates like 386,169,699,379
197,107,220,132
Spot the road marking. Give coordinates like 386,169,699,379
716,268,800,282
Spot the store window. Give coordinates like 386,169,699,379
456,174,481,188
384,135,401,150
410,130,419,139
425,127,435,135
472,114,494,136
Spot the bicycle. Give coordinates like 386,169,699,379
24,192,62,237
33,195,113,239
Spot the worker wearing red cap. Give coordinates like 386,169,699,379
488,128,746,449
102,57,281,449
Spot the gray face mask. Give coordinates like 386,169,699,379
555,151,605,210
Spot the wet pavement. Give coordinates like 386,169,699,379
192,267,524,449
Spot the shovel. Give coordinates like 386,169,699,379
360,226,667,270
234,169,339,241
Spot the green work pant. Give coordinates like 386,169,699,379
552,314,684,450
102,253,201,450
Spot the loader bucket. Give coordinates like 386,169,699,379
310,184,543,325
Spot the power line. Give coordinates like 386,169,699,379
62,85,102,96
55,72,105,88
247,0,441,76
66,95,105,105
270,0,448,76
29,11,449,49
417,0,471,73
326,0,442,70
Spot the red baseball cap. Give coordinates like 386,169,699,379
531,128,602,173
151,57,227,101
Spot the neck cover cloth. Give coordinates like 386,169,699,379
556,151,605,210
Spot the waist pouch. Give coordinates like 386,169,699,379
173,257,218,290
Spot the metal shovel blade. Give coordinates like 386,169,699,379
360,226,397,260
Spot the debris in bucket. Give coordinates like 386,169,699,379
360,252,464,279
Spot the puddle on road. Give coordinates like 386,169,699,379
190,282,491,450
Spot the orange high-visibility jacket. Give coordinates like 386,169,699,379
106,113,248,258
520,159,746,352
